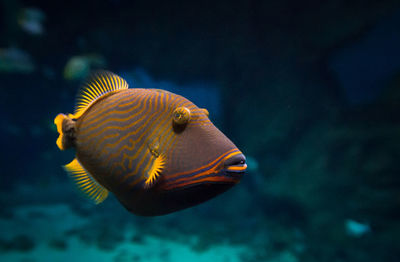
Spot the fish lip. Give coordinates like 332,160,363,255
223,162,247,175
223,153,247,178
222,165,247,180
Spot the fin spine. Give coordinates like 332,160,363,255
70,71,129,119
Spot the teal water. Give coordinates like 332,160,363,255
1,1,400,261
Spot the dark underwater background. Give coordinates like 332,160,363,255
1,0,400,261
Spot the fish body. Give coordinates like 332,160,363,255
55,71,246,216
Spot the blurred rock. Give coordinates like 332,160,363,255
329,9,400,105
48,238,67,250
0,235,35,252
263,95,400,261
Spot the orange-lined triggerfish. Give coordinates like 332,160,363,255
54,71,247,216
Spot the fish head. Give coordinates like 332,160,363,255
118,90,247,216
157,98,247,194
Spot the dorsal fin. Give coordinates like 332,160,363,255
64,158,109,204
69,71,129,119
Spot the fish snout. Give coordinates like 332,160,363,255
223,153,247,178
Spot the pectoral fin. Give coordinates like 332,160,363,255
144,154,165,189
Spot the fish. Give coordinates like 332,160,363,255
18,8,45,35
64,54,106,80
54,71,247,216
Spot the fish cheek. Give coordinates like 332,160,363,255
165,124,222,177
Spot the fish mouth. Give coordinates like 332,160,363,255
161,150,247,191
222,153,247,179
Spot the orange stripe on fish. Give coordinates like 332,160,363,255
225,164,248,172
163,150,243,188
166,148,239,181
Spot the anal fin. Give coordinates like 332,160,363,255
64,158,108,204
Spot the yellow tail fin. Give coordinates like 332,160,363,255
54,114,67,150
54,113,76,150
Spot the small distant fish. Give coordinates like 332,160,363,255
18,8,45,35
64,55,106,80
54,71,247,216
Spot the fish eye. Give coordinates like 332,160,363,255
173,107,191,126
